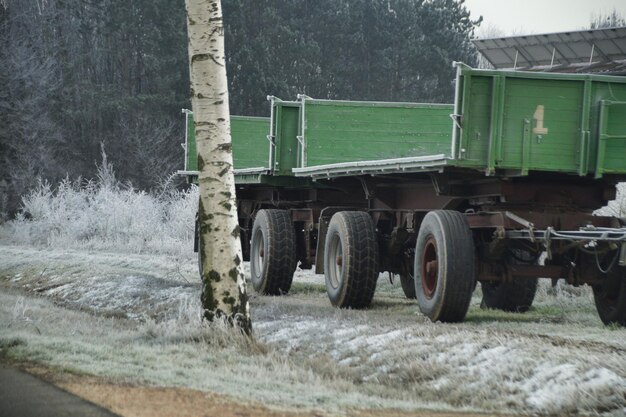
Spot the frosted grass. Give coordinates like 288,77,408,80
1,246,625,415
596,182,626,218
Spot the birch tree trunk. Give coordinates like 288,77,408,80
184,0,251,333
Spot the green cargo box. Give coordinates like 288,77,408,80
182,64,626,182
182,111,270,174
453,63,626,178
294,64,626,179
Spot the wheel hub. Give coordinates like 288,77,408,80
327,234,344,290
252,231,265,274
421,236,438,299
426,260,438,275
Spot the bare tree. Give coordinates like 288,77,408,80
0,2,66,215
590,10,626,29
184,0,251,333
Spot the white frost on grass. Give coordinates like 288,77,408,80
0,288,414,413
42,273,197,321
1,245,626,415
522,364,626,414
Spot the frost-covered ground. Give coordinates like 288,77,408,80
1,245,625,416
1,174,625,415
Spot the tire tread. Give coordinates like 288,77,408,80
415,210,475,323
252,209,297,295
326,211,379,308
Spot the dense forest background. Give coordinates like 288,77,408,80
0,0,480,217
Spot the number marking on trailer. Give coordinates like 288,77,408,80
532,105,549,135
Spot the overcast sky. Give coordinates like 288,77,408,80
465,0,626,37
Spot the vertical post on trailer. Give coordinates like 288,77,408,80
182,108,191,172
487,75,506,175
266,96,279,174
297,94,309,168
451,62,463,160
578,80,592,176
522,119,531,176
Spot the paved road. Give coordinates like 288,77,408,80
0,365,119,417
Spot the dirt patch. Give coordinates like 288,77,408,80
16,362,503,417
60,382,314,417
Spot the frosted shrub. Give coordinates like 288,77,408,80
2,164,198,256
596,182,626,217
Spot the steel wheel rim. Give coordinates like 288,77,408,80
252,230,264,277
328,233,343,289
421,235,438,299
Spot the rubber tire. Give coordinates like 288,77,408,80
324,211,379,308
414,210,475,323
593,265,626,326
481,279,538,313
240,227,250,262
400,273,417,299
250,209,297,295
481,249,538,313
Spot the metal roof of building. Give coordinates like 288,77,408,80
473,26,626,74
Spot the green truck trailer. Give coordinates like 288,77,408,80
180,63,626,326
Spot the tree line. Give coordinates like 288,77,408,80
0,0,479,217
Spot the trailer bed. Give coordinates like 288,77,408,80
181,64,626,183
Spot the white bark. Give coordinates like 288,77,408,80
184,0,250,332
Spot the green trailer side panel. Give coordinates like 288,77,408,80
185,114,270,171
590,82,626,177
302,100,453,167
454,66,626,177
500,79,582,172
460,76,583,172
273,102,300,176
231,116,271,170
459,76,491,165
596,100,626,177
